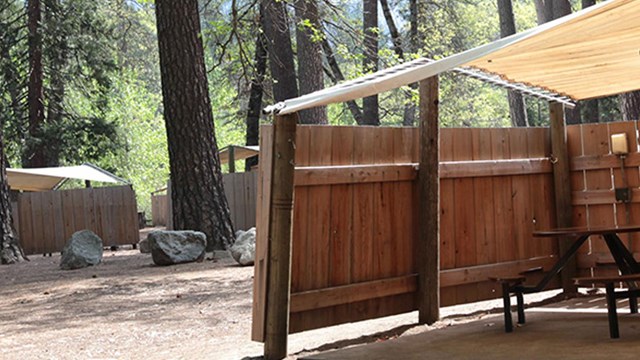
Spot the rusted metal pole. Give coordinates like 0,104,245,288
549,101,577,294
418,76,440,324
264,113,297,360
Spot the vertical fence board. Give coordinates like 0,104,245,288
439,128,456,306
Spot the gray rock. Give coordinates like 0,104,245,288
138,238,150,254
60,230,103,270
229,227,255,266
149,230,207,266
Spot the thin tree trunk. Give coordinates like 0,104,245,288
619,91,640,121
0,127,26,264
26,0,46,168
155,0,235,250
321,35,364,125
362,0,379,125
380,0,415,126
295,0,327,124
245,16,267,171
497,0,528,127
262,0,298,102
379,0,402,59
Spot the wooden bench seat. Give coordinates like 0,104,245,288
574,274,640,338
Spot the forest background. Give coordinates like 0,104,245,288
0,0,629,212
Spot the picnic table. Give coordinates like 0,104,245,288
493,224,640,337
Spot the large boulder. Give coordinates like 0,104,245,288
148,230,207,266
60,230,103,270
229,227,255,266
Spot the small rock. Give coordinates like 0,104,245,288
229,228,256,266
148,230,207,266
138,237,151,254
59,230,103,270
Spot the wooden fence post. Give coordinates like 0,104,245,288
418,76,440,324
264,113,297,360
549,101,577,294
229,146,236,173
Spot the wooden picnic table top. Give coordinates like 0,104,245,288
533,224,640,238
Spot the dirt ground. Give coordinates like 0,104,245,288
0,239,566,360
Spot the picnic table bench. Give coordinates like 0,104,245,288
491,225,640,337
574,273,640,338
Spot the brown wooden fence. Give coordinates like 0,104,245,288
153,171,258,231
151,191,169,226
12,186,139,255
252,125,559,340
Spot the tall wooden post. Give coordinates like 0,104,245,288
549,102,577,294
418,76,440,324
264,113,297,360
229,146,236,173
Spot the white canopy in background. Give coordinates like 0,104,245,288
7,163,128,192
218,145,260,164
265,0,639,115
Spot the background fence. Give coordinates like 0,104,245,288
11,185,139,255
253,125,560,339
152,171,258,231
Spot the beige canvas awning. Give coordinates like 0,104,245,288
219,145,260,164
265,0,638,115
7,163,127,192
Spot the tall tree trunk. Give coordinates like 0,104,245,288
262,0,298,102
534,0,554,23
380,0,415,126
245,15,267,171
619,91,640,121
362,0,379,125
403,0,419,127
155,0,234,250
497,0,528,127
321,35,364,125
295,0,327,124
43,0,66,167
579,0,599,123
26,0,46,168
0,127,26,264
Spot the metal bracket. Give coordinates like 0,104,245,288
615,188,632,203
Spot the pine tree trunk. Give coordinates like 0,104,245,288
43,0,66,167
0,127,26,264
245,13,267,171
26,0,46,168
263,0,298,102
155,0,235,250
497,0,528,127
295,0,327,124
620,91,640,121
362,0,379,125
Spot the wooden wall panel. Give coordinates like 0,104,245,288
12,186,138,255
